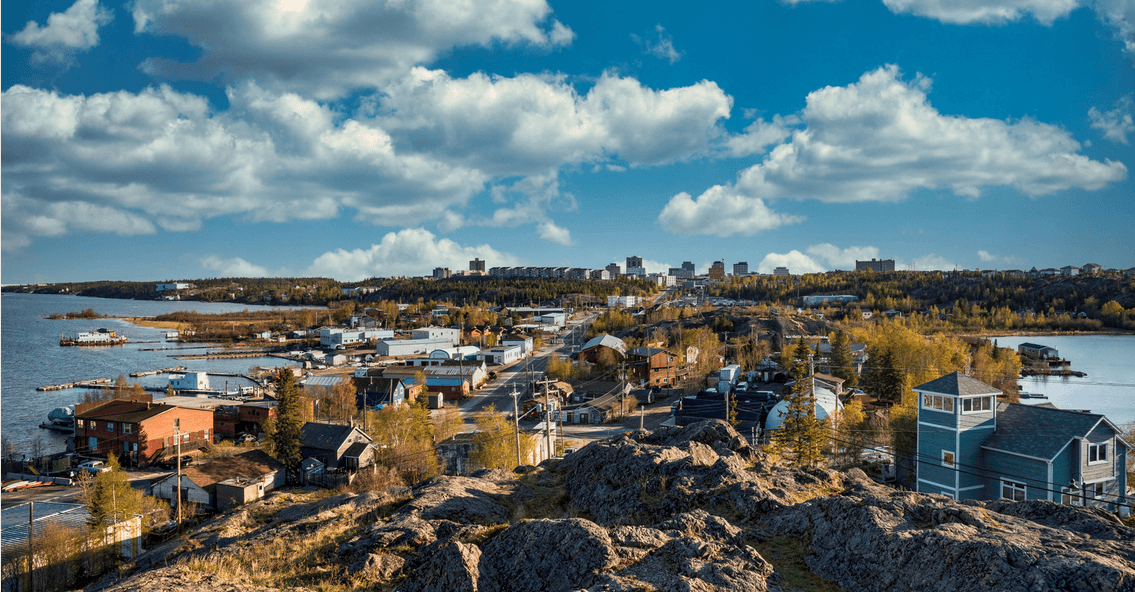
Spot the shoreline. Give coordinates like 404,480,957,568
950,330,1135,338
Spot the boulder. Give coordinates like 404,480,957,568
478,518,620,592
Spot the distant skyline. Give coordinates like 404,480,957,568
3,0,1133,284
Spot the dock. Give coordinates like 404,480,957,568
173,350,276,360
130,366,187,377
37,378,112,392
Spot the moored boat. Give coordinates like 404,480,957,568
60,328,127,346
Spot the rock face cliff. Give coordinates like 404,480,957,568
96,421,1135,592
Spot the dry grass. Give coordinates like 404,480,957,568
750,535,843,592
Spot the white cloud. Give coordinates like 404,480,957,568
976,250,1023,265
642,259,673,274
200,255,272,277
131,0,573,99
0,83,486,248
657,186,804,236
804,244,880,270
634,24,683,64
907,254,957,271
1096,0,1135,57
880,0,1079,25
756,251,827,274
305,228,523,281
537,221,573,245
724,115,799,158
664,65,1126,236
1089,95,1134,144
379,68,732,173
11,0,113,63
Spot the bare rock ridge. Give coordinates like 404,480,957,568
98,420,1135,592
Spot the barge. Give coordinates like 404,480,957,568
60,328,127,346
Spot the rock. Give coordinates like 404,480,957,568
402,475,511,525
349,553,405,579
478,518,620,592
397,540,482,592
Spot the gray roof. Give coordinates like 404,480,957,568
912,372,1001,397
344,442,371,459
982,402,1108,461
581,334,626,355
300,422,371,451
1017,342,1052,350
627,347,673,358
2,502,90,555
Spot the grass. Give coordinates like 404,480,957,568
513,473,571,521
749,535,843,592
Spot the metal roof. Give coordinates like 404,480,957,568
2,502,90,556
581,334,626,355
300,422,371,451
981,402,1110,461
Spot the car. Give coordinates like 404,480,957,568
159,455,195,470
77,460,110,473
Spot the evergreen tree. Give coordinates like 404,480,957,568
86,454,142,544
868,347,905,403
772,359,827,467
829,330,858,389
271,368,305,480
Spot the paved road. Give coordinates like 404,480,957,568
1,468,172,508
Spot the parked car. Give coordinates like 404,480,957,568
159,455,195,470
77,460,110,473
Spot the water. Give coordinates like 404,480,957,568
987,335,1135,425
1,293,315,454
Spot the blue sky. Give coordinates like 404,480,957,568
3,0,1133,283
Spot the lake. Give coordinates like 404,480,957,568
986,334,1135,426
1,293,314,454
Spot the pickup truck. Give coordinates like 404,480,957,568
77,461,110,473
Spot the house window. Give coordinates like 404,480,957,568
90,421,97,431
106,422,115,433
942,451,955,467
1001,480,1026,501
1061,488,1083,506
76,419,84,428
961,397,992,413
1090,482,1106,499
922,395,954,413
122,423,132,434
1087,442,1108,464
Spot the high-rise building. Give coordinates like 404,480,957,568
773,266,790,276
682,261,695,273
606,263,621,277
470,258,486,272
732,262,748,276
433,267,451,278
626,255,643,269
855,258,895,272
708,261,725,279
669,267,694,279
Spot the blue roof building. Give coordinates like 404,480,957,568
915,372,1130,515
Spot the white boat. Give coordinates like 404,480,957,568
1019,391,1048,400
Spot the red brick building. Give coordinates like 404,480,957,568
74,395,214,465
626,347,679,387
214,401,277,440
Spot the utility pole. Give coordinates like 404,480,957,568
28,501,34,592
175,419,181,527
544,382,553,459
510,388,522,468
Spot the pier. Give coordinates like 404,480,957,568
37,378,112,392
173,350,276,360
130,366,187,377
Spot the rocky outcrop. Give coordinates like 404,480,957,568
97,420,1135,592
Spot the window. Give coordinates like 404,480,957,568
90,421,97,430
76,419,84,428
922,394,954,413
1088,442,1108,464
1090,482,1105,499
1061,488,1082,506
962,397,992,413
1001,480,1026,501
122,423,132,434
106,422,115,432
942,451,955,467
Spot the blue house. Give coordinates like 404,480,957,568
915,372,1130,514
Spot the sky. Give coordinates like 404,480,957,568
2,0,1133,283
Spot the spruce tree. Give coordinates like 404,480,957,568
829,330,858,389
86,454,142,542
772,358,827,467
271,368,305,481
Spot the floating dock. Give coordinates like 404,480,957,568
130,366,187,377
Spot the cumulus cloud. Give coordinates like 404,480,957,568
804,244,880,270
1089,95,1134,144
633,24,683,64
1096,0,1135,57
0,83,487,248
976,250,1023,265
132,0,573,99
757,250,827,274
663,65,1126,236
907,253,957,271
880,0,1079,24
378,68,732,173
305,228,523,281
537,221,573,245
642,259,674,274
200,255,273,277
658,186,804,236
724,115,799,158
11,0,113,63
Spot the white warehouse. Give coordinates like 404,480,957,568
377,338,455,357
411,327,460,347
169,371,210,391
